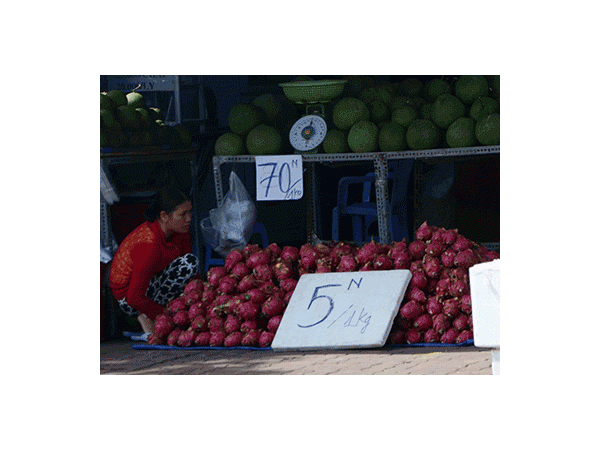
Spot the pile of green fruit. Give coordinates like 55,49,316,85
215,75,499,156
100,89,192,150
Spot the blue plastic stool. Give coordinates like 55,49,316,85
331,160,413,242
204,221,269,272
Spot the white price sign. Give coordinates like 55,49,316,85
271,270,412,351
255,155,303,201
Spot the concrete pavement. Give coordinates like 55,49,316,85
100,339,493,375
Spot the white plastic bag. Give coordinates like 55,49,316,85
201,171,256,257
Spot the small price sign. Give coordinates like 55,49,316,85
255,155,303,201
271,270,412,351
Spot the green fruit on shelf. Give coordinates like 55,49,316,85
446,117,477,148
431,94,465,129
322,129,349,154
333,97,369,131
105,90,128,109
348,120,378,153
406,119,441,150
455,75,488,105
215,132,245,156
228,103,264,136
247,124,281,155
475,113,500,145
127,91,146,109
378,121,407,152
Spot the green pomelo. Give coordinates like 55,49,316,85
332,97,369,131
406,119,441,150
348,120,378,153
488,75,500,99
101,108,116,129
116,105,141,129
105,90,128,108
215,132,245,155
322,129,350,154
469,96,499,121
135,108,152,129
228,103,265,136
420,103,433,120
100,93,115,110
246,124,282,155
378,122,407,152
399,78,424,97
391,105,418,128
369,100,390,124
252,93,282,126
127,92,146,109
424,78,451,102
376,86,393,105
475,113,500,145
359,87,380,105
431,94,466,129
455,75,488,105
390,95,412,111
446,117,477,148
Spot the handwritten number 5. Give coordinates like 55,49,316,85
297,284,340,328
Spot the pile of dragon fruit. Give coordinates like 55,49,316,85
147,221,499,347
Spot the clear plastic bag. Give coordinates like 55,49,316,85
201,171,257,257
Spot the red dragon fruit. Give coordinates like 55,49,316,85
262,295,286,318
454,249,478,268
356,241,382,265
300,248,319,269
460,294,472,314
236,301,260,321
267,315,283,333
274,259,294,281
456,330,473,343
452,235,473,252
405,327,423,344
237,274,258,293
441,228,458,246
241,329,261,346
414,313,433,332
267,242,282,259
218,274,238,294
166,328,183,346
246,250,270,269
254,264,274,282
259,331,275,348
188,302,205,320
191,315,207,332
415,221,435,241
153,314,175,338
281,245,300,262
451,267,469,283
224,331,243,347
224,248,244,271
316,257,333,273
426,277,438,294
409,271,428,290
337,254,358,272
449,279,468,297
240,320,258,333
172,310,190,329
201,287,217,304
177,329,198,347
194,331,211,346
244,288,267,305
243,243,261,259
423,328,440,343
279,277,298,293
147,333,165,346
166,297,187,316
387,328,405,345
407,287,427,303
408,240,427,259
373,254,393,270
231,261,251,279
183,290,200,305
208,316,225,332
423,254,442,278
399,300,424,321
435,278,452,297
432,314,451,335
184,278,204,296
283,291,294,304
224,315,241,334
209,330,226,347
442,297,461,319
440,327,460,344
441,248,457,268
426,297,443,315
452,313,469,331
425,240,445,257
207,266,228,287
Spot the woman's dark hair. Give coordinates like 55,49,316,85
144,186,190,222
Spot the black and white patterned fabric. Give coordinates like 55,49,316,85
117,253,199,317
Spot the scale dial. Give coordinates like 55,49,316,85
289,115,327,151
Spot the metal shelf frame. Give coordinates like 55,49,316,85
212,145,500,245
